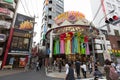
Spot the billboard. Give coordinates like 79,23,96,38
14,13,34,31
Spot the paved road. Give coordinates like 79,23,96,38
0,68,63,80
0,67,107,80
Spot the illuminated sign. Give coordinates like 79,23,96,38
13,29,32,38
0,34,6,42
15,13,34,31
54,11,85,25
0,7,10,14
54,26,85,34
0,20,11,29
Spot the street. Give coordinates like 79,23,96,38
0,68,63,80
0,67,107,80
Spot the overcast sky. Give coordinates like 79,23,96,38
17,0,92,44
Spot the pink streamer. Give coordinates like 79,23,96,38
86,42,90,55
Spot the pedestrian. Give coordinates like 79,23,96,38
104,59,119,80
39,59,42,69
65,61,69,71
58,59,62,72
81,62,87,78
75,59,81,79
36,60,39,71
88,61,93,74
65,63,75,80
116,63,120,75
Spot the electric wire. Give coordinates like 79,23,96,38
19,0,28,15
30,0,36,17
92,2,102,22
24,0,32,17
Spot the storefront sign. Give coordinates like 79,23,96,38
0,20,11,29
0,7,14,18
13,29,32,38
0,34,6,42
3,0,13,3
54,26,84,33
0,7,10,14
54,11,85,25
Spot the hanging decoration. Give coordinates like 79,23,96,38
65,32,73,55
60,33,66,54
53,38,60,55
80,35,86,54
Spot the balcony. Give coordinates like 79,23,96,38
0,0,16,10
0,20,11,29
0,7,14,19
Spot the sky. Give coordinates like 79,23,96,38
17,0,92,44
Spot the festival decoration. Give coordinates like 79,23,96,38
60,33,66,54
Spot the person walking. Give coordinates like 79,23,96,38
104,59,119,80
81,62,87,78
75,59,81,79
58,59,62,72
36,60,39,71
88,61,92,74
65,63,75,80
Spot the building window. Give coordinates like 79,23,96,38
106,2,112,8
117,41,120,48
48,15,52,19
48,24,51,28
112,4,116,10
114,29,119,36
49,0,52,4
118,7,120,12
49,8,52,11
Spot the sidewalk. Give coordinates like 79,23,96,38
46,66,106,80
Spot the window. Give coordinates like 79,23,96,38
114,29,119,36
11,37,30,51
112,4,116,10
48,24,51,28
117,41,120,48
106,2,112,8
48,15,52,19
49,0,52,4
49,8,52,11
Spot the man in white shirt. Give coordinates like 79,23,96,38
81,62,87,78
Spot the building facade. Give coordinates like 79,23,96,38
41,0,64,46
90,0,120,62
0,0,17,68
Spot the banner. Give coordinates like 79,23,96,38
19,58,26,67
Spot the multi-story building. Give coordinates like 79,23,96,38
0,0,17,67
90,0,120,62
41,0,64,46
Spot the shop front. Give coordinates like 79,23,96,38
7,53,29,68
45,11,99,63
